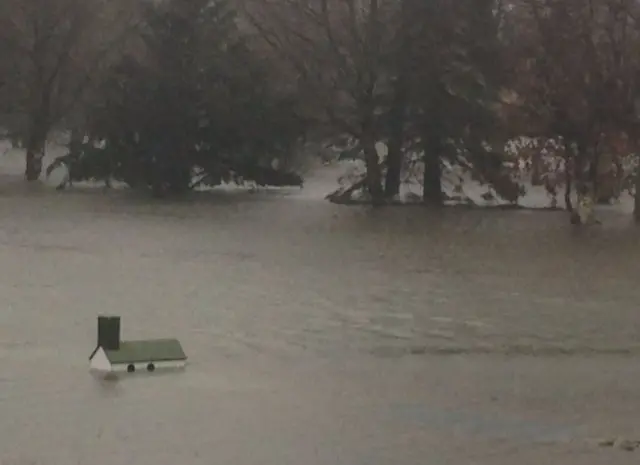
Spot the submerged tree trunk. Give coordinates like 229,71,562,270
24,91,52,181
563,140,573,212
325,176,367,204
384,0,411,199
571,139,595,225
24,120,48,181
564,168,573,212
422,128,443,206
531,150,543,185
589,146,601,203
361,123,384,205
384,143,403,199
384,79,406,199
634,153,640,222
69,127,84,158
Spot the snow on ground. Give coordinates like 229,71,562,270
332,157,635,215
0,138,70,188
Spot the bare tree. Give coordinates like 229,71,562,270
505,0,640,222
0,0,138,180
242,0,399,204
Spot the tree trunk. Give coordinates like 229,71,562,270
589,146,601,203
571,140,592,224
422,129,443,206
563,143,573,213
325,175,368,204
383,0,411,199
564,168,573,212
361,126,384,205
531,150,542,185
24,122,47,181
384,80,406,199
574,140,586,193
634,153,640,222
564,159,574,213
24,94,52,181
69,127,84,158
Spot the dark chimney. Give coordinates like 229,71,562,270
97,316,120,350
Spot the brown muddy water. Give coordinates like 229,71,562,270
1,167,640,464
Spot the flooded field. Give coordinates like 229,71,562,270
2,160,640,464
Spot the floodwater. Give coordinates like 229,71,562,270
2,160,640,464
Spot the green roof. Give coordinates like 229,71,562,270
104,339,187,364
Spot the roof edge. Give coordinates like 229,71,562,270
109,355,188,363
88,345,100,360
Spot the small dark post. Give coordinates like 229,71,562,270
97,316,121,350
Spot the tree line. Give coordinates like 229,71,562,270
1,0,640,220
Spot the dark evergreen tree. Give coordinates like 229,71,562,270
82,0,305,196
